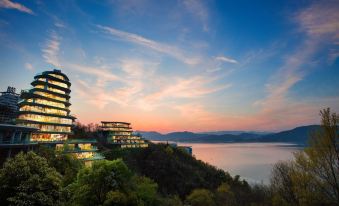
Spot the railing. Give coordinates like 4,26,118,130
0,139,36,145
63,147,98,153
67,139,97,143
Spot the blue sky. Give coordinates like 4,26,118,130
0,0,338,132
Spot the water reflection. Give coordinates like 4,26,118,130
178,142,300,184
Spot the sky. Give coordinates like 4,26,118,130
0,0,338,133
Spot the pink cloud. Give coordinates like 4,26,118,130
0,0,34,14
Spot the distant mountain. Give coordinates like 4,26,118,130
135,131,164,140
198,131,272,136
138,125,321,145
136,131,204,141
257,125,320,145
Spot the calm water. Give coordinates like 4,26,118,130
177,142,300,184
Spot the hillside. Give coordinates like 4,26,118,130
257,125,320,144
139,125,321,145
102,143,261,205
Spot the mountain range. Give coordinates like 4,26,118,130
137,125,321,145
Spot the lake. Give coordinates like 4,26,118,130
176,142,301,184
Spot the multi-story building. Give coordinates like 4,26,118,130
0,124,38,163
15,69,103,162
16,70,75,142
0,86,20,123
101,121,148,148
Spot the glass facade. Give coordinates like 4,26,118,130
12,69,104,162
17,69,75,142
26,98,66,108
101,121,148,148
20,105,68,116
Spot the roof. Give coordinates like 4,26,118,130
34,69,70,82
101,121,131,124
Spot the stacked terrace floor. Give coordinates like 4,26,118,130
15,69,103,162
101,121,148,148
17,70,75,142
0,124,38,163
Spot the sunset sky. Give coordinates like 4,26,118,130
0,0,338,133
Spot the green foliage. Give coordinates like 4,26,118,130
104,144,234,198
36,146,84,186
103,144,268,205
132,176,159,205
186,188,216,206
215,183,236,206
67,159,160,206
159,195,183,206
103,190,129,206
0,152,63,206
270,108,339,206
68,159,131,205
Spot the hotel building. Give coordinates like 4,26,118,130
101,121,148,148
15,69,103,162
16,69,75,142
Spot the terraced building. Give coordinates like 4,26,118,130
101,121,148,148
15,69,104,162
16,69,75,142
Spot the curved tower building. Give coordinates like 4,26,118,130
16,69,75,142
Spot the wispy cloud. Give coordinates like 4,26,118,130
24,62,33,71
42,31,61,67
97,25,200,65
144,75,231,104
297,1,339,64
0,0,34,14
66,56,229,113
250,1,339,129
69,59,157,109
75,79,126,109
54,22,65,28
174,103,220,123
67,63,121,82
215,56,238,64
183,0,209,32
297,2,339,39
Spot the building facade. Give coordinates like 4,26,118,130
101,121,148,148
16,70,75,142
0,124,38,163
15,69,103,162
0,86,20,123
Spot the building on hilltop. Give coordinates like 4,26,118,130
100,121,148,148
14,69,103,162
16,70,75,142
0,86,20,124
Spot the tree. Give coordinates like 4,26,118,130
0,152,63,206
215,183,236,206
132,176,159,206
270,108,339,205
104,144,234,198
159,195,183,206
68,159,160,206
36,145,84,186
186,188,216,206
68,159,132,206
270,161,298,206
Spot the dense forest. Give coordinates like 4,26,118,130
0,108,338,206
